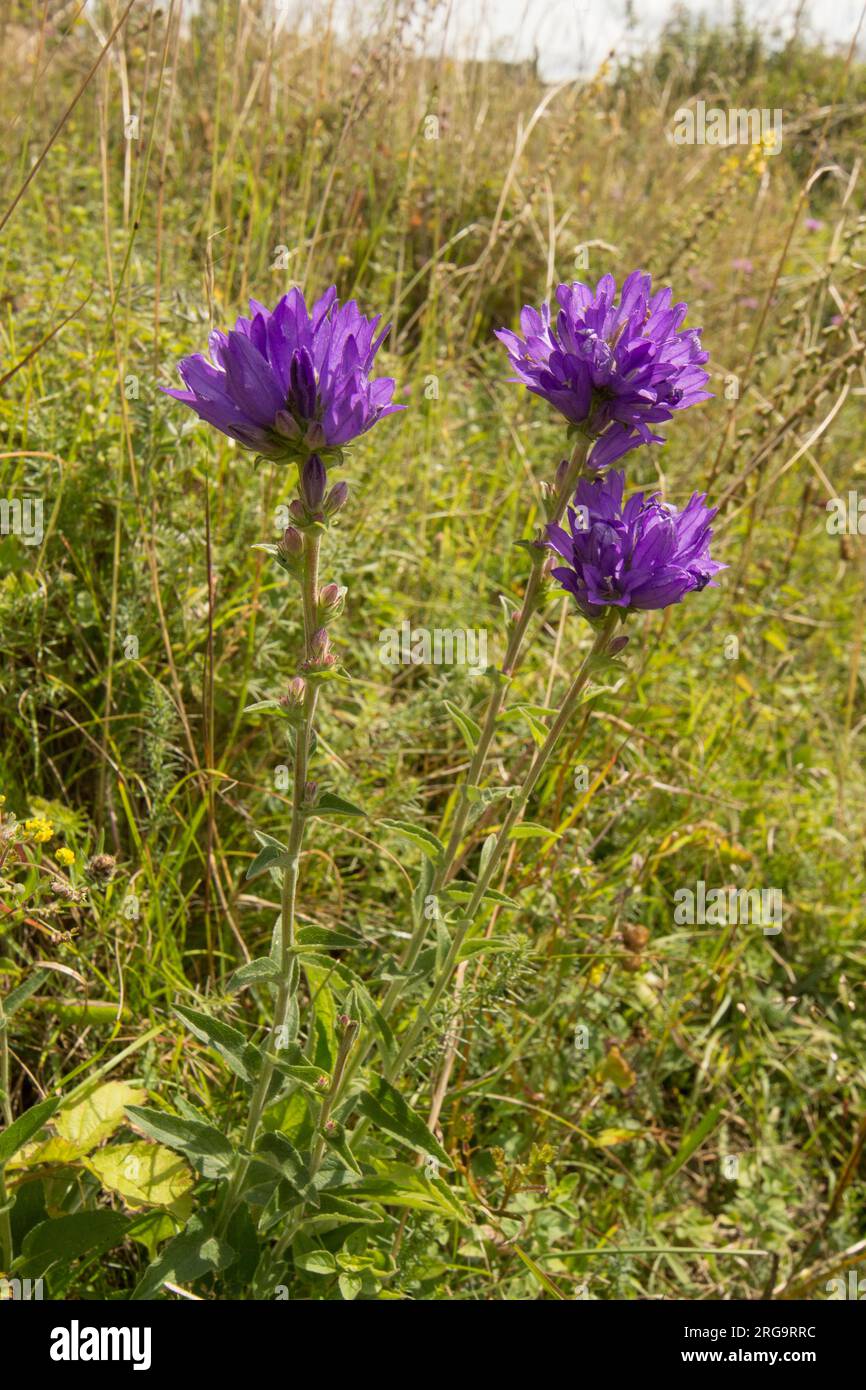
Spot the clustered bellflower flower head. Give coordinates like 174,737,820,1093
163,286,402,465
496,270,711,465
547,470,725,619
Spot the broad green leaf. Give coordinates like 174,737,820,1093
358,1076,451,1169
125,1106,234,1179
296,925,361,951
245,834,289,882
132,1214,236,1300
227,957,282,991
49,1082,146,1158
85,1140,195,1215
294,1248,337,1275
16,1210,130,1280
0,1096,60,1166
378,819,445,863
174,1005,261,1085
513,705,550,747
351,1164,468,1221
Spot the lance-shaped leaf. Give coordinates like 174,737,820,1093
357,1076,451,1169
378,819,445,864
245,831,291,882
443,699,481,751
226,957,282,992
125,1105,235,1179
0,1096,60,1166
174,1005,261,1085
312,791,367,817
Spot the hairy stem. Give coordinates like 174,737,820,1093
0,1017,13,1271
349,436,592,1079
381,610,618,1085
218,530,322,1233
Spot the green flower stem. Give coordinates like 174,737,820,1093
0,1014,13,1272
380,608,618,1087
218,531,321,1234
348,436,593,1077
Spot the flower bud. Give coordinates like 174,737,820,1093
276,525,304,572
324,480,349,517
278,675,307,717
316,582,346,625
554,457,571,491
300,452,327,512
303,780,319,807
302,627,338,674
608,634,630,656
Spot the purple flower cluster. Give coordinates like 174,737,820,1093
496,269,721,616
547,470,724,618
496,270,710,452
164,287,402,462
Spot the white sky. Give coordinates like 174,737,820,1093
286,0,866,81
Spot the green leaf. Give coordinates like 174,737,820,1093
313,791,367,817
443,699,481,751
358,1076,452,1169
245,832,290,882
125,1106,235,1179
0,1096,60,1166
85,1140,195,1214
174,1005,261,1085
513,706,550,747
227,957,282,991
16,1210,131,1281
456,936,516,962
442,883,520,910
294,1248,337,1275
295,926,361,951
659,1100,725,1184
378,819,445,864
132,1214,236,1300
50,1082,146,1157
479,832,497,877
509,821,557,840
1,969,48,1020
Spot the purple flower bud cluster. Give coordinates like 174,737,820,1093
496,270,722,617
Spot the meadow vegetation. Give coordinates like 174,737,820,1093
0,0,864,1300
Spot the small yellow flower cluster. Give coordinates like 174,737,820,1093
56,847,75,866
24,816,54,843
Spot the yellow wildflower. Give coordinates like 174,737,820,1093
56,847,75,866
24,817,54,843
